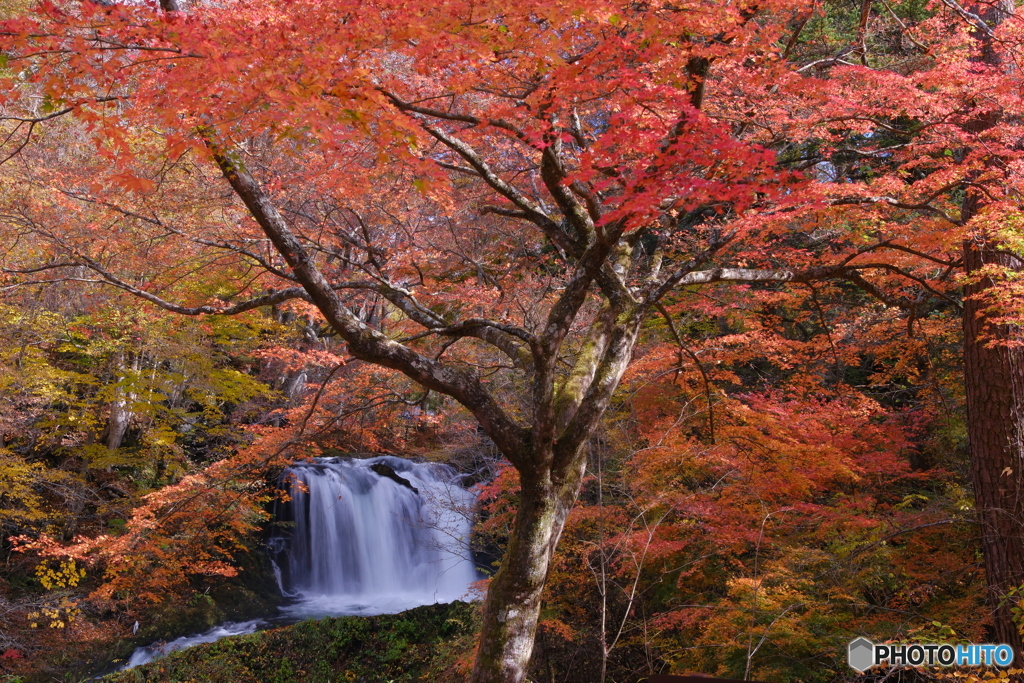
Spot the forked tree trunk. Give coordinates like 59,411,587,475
207,114,647,683
963,243,1024,654
471,456,588,683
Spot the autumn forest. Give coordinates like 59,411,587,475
0,0,1022,681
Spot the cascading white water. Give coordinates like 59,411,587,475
120,455,479,670
271,455,479,620
121,620,265,669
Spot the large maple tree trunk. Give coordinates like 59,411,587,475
470,312,643,683
471,467,584,683
964,243,1024,654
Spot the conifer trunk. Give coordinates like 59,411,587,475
960,1,1024,654
963,243,1024,654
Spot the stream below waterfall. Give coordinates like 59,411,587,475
120,456,480,670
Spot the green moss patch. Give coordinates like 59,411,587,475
102,601,478,683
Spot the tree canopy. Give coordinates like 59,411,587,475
1,0,1023,680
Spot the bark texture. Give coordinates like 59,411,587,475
964,243,1024,653
960,0,1024,654
471,473,584,683
104,353,139,452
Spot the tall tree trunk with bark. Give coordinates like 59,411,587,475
105,352,139,452
469,308,644,683
471,470,585,683
960,0,1024,654
964,243,1024,653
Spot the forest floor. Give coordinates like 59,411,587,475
98,601,478,683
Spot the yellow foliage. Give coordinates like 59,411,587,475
26,598,82,629
35,559,86,590
0,450,79,534
27,561,86,629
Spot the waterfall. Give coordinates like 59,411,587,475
270,455,479,620
120,455,478,671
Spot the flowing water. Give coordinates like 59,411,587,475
120,455,478,670
270,455,479,619
120,620,265,669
